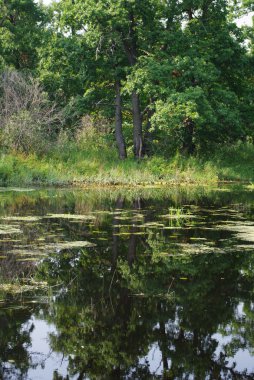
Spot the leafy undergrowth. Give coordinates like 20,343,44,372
0,142,253,186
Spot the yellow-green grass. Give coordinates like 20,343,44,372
0,142,253,187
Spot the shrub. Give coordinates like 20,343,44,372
0,71,64,154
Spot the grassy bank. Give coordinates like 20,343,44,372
0,142,253,186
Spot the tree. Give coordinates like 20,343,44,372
52,0,169,158
6,0,252,158
128,0,253,155
0,0,45,70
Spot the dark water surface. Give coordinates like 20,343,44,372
1,185,254,380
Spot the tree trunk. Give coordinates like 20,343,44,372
142,101,155,156
132,91,143,158
182,118,195,155
122,10,143,159
115,80,127,159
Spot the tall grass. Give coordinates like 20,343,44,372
0,141,253,186
211,142,254,181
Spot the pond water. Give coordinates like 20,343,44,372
0,185,254,379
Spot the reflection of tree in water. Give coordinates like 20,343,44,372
0,308,33,379
36,197,254,379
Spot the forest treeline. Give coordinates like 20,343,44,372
0,0,253,163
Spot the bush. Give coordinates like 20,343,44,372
0,71,64,154
75,114,113,149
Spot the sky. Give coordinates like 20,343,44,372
237,12,254,26
37,0,253,27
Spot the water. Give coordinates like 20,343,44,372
0,185,254,379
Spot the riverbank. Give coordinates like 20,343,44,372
0,142,253,186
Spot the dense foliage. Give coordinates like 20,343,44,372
0,0,253,160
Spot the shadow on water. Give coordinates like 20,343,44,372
0,185,254,379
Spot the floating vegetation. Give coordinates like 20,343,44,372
2,241,96,266
113,231,147,236
45,214,96,220
139,222,165,227
0,239,21,242
113,232,131,236
0,224,22,234
176,243,221,254
160,207,195,220
161,213,195,219
90,210,112,214
44,241,97,250
0,281,48,295
218,223,254,243
234,244,254,250
163,226,186,230
132,213,144,220
115,216,132,220
1,216,42,222
10,249,46,256
113,224,131,228
16,258,38,262
245,183,254,191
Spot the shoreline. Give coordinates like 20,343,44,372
0,179,250,190
1,144,254,187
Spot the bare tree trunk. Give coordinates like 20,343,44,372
115,80,127,159
132,91,143,158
